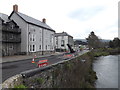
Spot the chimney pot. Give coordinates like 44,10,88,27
42,18,46,23
13,4,18,12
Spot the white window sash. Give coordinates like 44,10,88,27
29,34,33,42
29,45,36,52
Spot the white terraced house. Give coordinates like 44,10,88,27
54,32,74,52
9,5,55,55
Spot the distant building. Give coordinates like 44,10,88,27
74,39,88,51
54,32,74,52
9,5,55,55
0,13,21,56
74,40,87,45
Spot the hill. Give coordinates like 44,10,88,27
74,39,110,43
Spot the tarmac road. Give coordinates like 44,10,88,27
2,50,89,82
2,54,64,82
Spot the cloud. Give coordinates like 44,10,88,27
68,6,104,21
0,0,119,39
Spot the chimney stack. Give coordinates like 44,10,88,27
42,18,46,23
13,4,18,12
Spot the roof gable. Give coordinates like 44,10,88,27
7,20,18,26
0,13,10,22
0,17,4,22
9,11,55,32
54,32,73,38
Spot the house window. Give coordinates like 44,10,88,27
10,34,13,39
30,37,32,41
33,45,35,51
56,37,58,45
46,45,47,50
33,34,36,41
29,34,36,42
56,40,58,45
33,37,35,41
30,45,32,51
61,40,64,46
11,25,14,29
29,45,36,52
39,45,41,50
29,34,32,41
9,45,13,50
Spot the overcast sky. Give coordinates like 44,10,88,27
0,0,119,40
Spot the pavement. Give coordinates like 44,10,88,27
1,52,64,63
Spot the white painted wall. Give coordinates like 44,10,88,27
55,35,74,50
28,24,42,52
28,24,55,52
43,29,55,51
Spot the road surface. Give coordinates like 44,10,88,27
2,50,88,82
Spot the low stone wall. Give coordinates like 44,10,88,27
2,74,23,88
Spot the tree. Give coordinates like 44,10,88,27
109,40,113,48
113,38,120,47
109,38,120,48
86,31,101,49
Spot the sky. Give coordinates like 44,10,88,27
0,0,119,40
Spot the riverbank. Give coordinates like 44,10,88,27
91,48,120,57
77,47,120,88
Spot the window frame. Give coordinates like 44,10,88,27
29,44,36,52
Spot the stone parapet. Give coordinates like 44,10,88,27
2,74,23,88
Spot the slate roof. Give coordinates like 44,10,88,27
0,13,10,22
54,32,73,38
9,11,55,32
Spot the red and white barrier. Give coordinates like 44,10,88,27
64,54,73,58
31,55,48,68
37,59,48,68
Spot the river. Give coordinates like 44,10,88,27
93,55,119,88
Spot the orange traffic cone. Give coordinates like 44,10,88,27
32,58,35,63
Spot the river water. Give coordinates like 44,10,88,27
93,55,119,88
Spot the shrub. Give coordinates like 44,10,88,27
93,51,109,57
14,84,27,88
35,77,44,84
